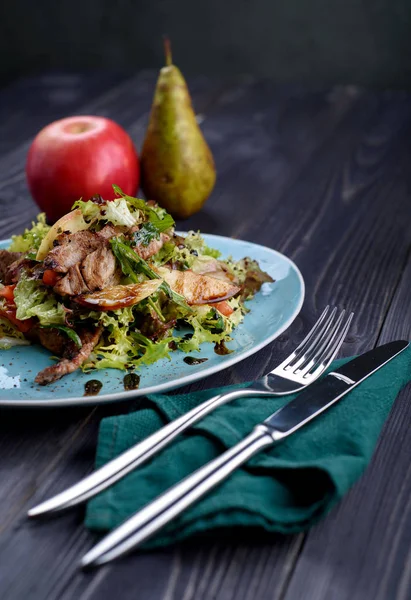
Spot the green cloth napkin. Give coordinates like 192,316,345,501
85,347,411,547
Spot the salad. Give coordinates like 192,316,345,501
0,187,273,385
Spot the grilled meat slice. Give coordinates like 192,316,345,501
43,227,121,296
134,233,170,260
52,247,121,296
34,325,103,385
26,325,68,356
0,250,23,283
97,224,123,240
44,230,107,273
53,263,90,296
43,224,169,297
80,246,121,290
0,250,46,285
5,256,38,285
0,251,28,285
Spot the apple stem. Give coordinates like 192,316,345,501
163,36,172,66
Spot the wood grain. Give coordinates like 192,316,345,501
0,72,128,157
186,90,411,396
283,243,411,600
1,73,411,599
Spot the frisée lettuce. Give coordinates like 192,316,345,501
72,197,142,227
1,185,273,385
14,274,66,326
81,307,171,371
9,213,50,253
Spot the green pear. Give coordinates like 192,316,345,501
140,39,216,219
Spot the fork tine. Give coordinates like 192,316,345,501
286,307,337,370
297,310,352,377
290,305,330,357
309,312,354,375
290,304,330,358
295,309,345,375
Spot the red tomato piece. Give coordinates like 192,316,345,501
42,269,59,287
0,284,16,303
0,306,34,333
213,300,234,317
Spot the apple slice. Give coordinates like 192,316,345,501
75,280,163,310
36,209,89,261
155,267,240,305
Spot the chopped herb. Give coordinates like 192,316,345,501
132,222,160,247
147,210,174,233
110,238,191,312
202,308,225,334
113,185,174,233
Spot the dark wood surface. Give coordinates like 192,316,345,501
0,72,411,600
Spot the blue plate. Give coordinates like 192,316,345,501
0,234,304,406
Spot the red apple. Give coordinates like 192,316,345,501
26,115,140,222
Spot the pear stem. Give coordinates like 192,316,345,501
163,36,172,66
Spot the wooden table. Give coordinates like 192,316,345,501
1,72,411,600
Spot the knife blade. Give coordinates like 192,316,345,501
264,340,409,437
81,340,409,568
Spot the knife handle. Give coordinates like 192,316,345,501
81,425,274,568
29,388,267,517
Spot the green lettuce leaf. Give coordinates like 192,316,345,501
110,238,191,313
131,332,171,366
177,305,231,353
201,307,225,333
177,316,229,353
113,185,174,233
152,241,176,265
183,231,221,258
14,274,65,326
81,307,170,371
112,185,148,212
165,233,222,271
9,214,50,253
147,209,174,234
132,222,160,247
225,297,245,328
84,307,137,370
0,311,30,349
177,300,245,353
72,198,142,227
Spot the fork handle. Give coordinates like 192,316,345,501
81,425,274,568
28,386,267,517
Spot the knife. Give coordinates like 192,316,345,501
80,339,409,568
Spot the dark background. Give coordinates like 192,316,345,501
2,0,411,88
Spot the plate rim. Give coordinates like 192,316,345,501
0,234,305,407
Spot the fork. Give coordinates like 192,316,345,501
28,306,353,518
